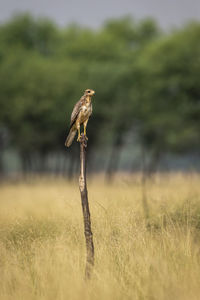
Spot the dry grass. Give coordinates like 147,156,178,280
1,173,200,300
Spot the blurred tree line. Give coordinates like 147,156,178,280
0,14,200,177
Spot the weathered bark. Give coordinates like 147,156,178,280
79,133,94,279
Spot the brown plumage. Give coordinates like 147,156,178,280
65,89,95,147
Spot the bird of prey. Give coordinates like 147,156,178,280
65,89,95,147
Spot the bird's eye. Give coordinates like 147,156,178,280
88,91,91,93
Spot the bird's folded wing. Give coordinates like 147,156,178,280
70,97,84,128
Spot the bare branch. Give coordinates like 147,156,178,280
79,133,94,279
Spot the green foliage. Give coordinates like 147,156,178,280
135,22,200,154
0,14,199,172
0,14,59,55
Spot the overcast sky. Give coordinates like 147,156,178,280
0,0,200,29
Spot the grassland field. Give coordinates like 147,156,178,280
1,173,200,300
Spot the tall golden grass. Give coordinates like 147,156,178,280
0,173,200,300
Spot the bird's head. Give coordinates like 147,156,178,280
84,89,95,97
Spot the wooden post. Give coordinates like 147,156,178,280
79,133,94,279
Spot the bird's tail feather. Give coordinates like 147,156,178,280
65,127,77,147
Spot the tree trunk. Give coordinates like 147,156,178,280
0,151,3,179
105,133,123,182
79,133,94,279
147,149,161,176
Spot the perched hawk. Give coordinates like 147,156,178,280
65,89,95,147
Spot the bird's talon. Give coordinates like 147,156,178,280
77,136,81,142
85,135,88,140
